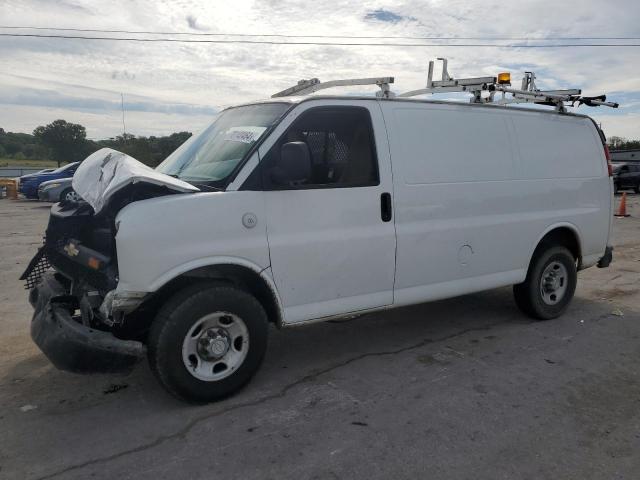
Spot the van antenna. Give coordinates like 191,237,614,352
120,93,127,135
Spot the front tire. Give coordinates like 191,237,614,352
148,283,268,403
513,246,577,320
59,188,79,202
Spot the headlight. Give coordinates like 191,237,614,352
44,183,61,190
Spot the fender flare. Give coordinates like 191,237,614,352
525,221,583,269
147,256,285,326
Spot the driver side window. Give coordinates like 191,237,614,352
260,106,379,190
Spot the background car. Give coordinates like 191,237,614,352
612,162,640,194
18,162,80,199
37,177,80,202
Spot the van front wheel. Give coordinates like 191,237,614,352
148,284,268,403
513,246,577,320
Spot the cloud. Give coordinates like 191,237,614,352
0,0,639,138
0,86,218,116
186,15,205,31
364,9,417,23
111,70,136,80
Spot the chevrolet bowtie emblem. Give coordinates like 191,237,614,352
64,243,79,257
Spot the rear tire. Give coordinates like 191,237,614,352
614,182,619,195
634,183,640,194
513,246,577,320
148,283,268,403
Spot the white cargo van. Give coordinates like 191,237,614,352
22,68,615,402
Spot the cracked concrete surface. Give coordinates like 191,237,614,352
1,197,639,480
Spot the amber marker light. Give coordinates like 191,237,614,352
497,72,511,84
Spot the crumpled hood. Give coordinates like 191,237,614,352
72,148,199,214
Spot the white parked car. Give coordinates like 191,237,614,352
22,92,614,402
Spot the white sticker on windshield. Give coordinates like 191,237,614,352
224,126,267,144
225,130,256,143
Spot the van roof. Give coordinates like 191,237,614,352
229,95,595,120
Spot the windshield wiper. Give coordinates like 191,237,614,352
191,183,222,192
164,174,222,191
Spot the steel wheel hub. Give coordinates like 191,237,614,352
182,312,249,382
197,329,230,360
540,261,568,305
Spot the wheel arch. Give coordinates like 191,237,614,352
528,223,583,270
143,259,284,328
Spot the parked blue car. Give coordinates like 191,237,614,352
18,162,80,199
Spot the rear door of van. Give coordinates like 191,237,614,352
257,100,397,324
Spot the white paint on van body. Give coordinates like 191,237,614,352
259,100,397,324
114,97,612,327
115,190,270,293
381,101,610,308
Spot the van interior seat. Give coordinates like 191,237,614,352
340,127,372,184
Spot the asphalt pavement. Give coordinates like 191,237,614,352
1,196,639,480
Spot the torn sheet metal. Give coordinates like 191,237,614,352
72,148,199,214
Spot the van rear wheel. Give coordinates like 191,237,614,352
513,246,577,320
148,283,268,403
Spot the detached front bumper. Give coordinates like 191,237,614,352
29,272,145,374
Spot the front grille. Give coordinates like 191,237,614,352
21,202,117,292
20,246,51,290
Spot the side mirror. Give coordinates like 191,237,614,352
270,141,311,186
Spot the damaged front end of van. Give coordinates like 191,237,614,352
20,148,199,373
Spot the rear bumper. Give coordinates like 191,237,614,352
29,272,145,374
597,246,613,268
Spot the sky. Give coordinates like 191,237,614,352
0,0,639,140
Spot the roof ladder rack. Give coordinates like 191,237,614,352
272,77,395,98
398,58,496,99
398,58,619,112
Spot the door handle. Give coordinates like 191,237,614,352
380,192,392,222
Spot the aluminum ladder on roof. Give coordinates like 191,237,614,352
272,77,395,98
271,58,618,113
398,58,618,113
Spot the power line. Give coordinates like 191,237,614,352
1,32,639,47
1,25,640,41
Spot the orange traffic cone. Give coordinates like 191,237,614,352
615,192,630,217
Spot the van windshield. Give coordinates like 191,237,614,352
156,103,289,187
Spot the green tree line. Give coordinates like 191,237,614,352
607,136,640,151
0,119,192,168
3,119,638,169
